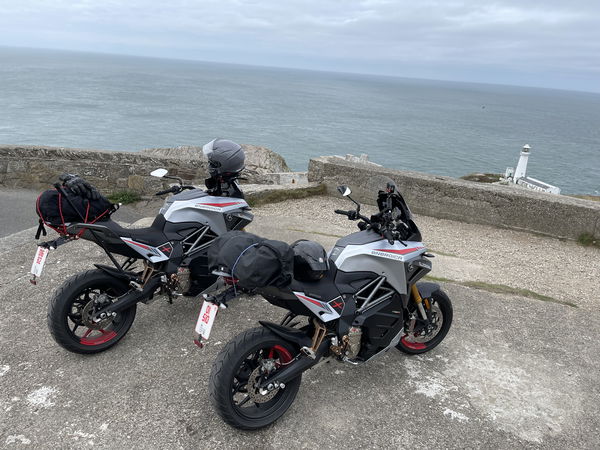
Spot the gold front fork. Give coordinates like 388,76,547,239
411,284,430,319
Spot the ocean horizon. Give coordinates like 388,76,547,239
1,47,598,194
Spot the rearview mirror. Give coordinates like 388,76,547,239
337,185,351,197
151,168,168,178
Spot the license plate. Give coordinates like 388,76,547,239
30,246,49,279
195,300,218,340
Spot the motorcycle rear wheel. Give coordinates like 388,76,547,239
47,269,137,354
397,289,452,355
209,327,302,430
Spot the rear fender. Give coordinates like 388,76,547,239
93,264,137,282
258,321,312,348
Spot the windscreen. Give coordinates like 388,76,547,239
373,175,413,221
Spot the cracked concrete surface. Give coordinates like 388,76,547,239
1,195,598,449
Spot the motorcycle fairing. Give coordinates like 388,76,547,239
161,192,252,234
332,235,426,294
293,292,341,322
120,237,172,263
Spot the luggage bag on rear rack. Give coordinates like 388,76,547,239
35,183,116,239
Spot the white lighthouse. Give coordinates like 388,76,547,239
503,144,561,195
514,144,531,180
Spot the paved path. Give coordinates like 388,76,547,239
0,196,598,449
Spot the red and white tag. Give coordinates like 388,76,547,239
30,246,49,278
195,300,218,340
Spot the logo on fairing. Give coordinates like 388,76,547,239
371,247,424,260
158,243,173,255
328,298,345,314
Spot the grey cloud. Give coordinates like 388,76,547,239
1,0,599,91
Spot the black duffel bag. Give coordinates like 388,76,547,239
208,230,294,289
36,186,115,236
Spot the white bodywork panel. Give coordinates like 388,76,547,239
163,196,248,220
293,292,342,323
120,238,172,263
334,239,426,294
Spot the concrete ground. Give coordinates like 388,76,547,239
0,195,599,449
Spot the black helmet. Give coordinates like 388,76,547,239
291,240,329,281
202,139,245,177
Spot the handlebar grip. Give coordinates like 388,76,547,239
384,229,395,245
155,188,174,196
334,209,350,216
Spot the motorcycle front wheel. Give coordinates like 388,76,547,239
209,327,302,430
397,289,453,355
47,269,137,354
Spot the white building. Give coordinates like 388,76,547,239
503,144,561,195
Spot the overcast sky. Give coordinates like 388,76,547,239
1,0,599,92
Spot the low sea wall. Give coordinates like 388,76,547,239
0,145,288,194
308,156,600,241
2,146,598,240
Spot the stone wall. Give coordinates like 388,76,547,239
309,156,600,241
0,145,289,194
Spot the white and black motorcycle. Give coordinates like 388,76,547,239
36,139,253,354
199,180,453,429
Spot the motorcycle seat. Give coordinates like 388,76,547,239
67,217,168,248
101,219,169,246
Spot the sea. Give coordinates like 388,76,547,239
1,47,599,194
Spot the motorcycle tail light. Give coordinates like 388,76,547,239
223,276,239,285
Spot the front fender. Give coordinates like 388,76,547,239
416,281,440,299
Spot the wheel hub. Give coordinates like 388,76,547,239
81,296,113,330
246,364,280,404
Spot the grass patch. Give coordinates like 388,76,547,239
107,190,142,205
577,232,600,248
428,249,458,257
569,194,600,202
424,275,456,283
286,228,344,238
460,173,502,183
424,275,576,308
246,184,326,207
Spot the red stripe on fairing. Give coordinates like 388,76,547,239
295,293,324,308
374,246,424,255
198,202,244,207
122,239,151,250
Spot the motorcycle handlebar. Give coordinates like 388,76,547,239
334,209,351,216
155,186,179,196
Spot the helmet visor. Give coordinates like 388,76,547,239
202,139,216,157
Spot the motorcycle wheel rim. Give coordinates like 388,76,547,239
230,345,293,419
66,287,127,346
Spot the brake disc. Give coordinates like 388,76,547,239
81,296,113,330
246,365,280,404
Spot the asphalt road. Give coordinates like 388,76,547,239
0,214,598,448
0,189,145,238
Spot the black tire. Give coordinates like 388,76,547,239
397,289,453,355
209,327,302,430
47,269,137,354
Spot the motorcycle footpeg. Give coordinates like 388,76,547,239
300,346,316,359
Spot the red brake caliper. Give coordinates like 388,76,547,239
80,328,117,346
268,345,293,365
